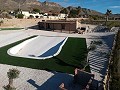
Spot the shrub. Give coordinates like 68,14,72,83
88,44,96,51
110,31,120,89
33,8,40,13
60,8,68,14
0,20,3,26
35,16,39,18
28,15,34,19
3,85,16,90
92,40,103,45
17,14,24,19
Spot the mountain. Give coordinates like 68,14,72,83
66,6,103,16
0,0,103,16
0,0,62,13
40,1,62,13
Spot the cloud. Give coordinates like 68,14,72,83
109,6,120,9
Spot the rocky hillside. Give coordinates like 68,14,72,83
40,1,62,13
0,0,103,16
66,6,103,16
0,0,62,13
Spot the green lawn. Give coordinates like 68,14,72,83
0,28,24,30
0,36,89,74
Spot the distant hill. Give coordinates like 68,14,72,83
65,6,104,17
0,0,62,13
0,0,104,16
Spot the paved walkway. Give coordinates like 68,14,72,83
86,33,115,89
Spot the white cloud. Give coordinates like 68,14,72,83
109,6,120,9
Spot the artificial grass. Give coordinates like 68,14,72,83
57,38,88,68
0,28,24,30
0,36,88,74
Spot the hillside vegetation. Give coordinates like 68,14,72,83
110,31,120,89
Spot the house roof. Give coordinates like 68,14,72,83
42,20,77,24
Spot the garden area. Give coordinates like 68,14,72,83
81,19,120,29
0,28,23,30
0,36,89,74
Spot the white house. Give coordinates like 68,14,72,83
14,11,69,20
21,11,43,19
48,16,59,20
21,11,30,18
58,13,68,19
47,14,69,20
44,13,48,16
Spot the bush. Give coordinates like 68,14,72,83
92,40,103,45
16,14,24,19
88,44,96,51
110,31,120,89
35,16,39,18
32,8,40,13
3,85,16,90
0,20,3,26
60,8,68,14
28,15,34,19
106,21,120,28
69,9,78,18
0,20,3,23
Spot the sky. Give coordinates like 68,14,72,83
39,0,120,14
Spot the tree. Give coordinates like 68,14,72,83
69,9,78,18
17,14,24,19
32,8,40,13
60,8,68,14
3,68,20,90
105,9,112,25
14,9,20,15
77,6,81,9
60,8,68,20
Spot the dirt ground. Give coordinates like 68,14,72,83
0,18,44,28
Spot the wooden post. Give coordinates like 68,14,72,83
61,24,62,32
69,23,70,34
53,23,54,32
45,23,46,30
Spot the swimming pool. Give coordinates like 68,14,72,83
8,36,68,59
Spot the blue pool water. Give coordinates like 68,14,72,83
38,38,66,57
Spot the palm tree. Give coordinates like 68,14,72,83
3,68,20,90
105,9,112,25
